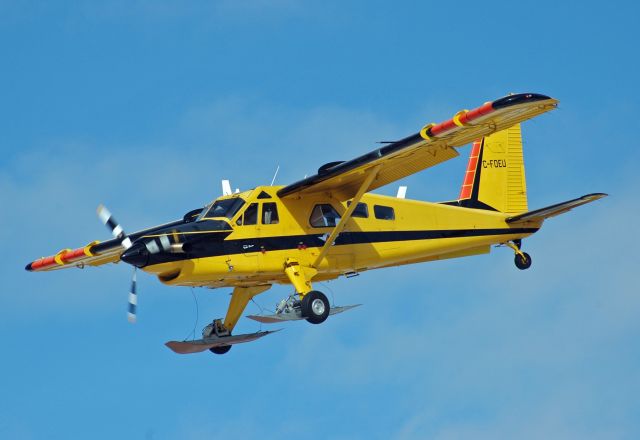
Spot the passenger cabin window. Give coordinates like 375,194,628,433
374,205,395,220
262,203,279,224
238,203,258,226
346,201,369,218
310,204,341,227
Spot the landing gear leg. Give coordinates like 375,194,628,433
506,240,532,270
283,258,330,324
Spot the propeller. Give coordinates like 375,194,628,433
97,204,132,249
97,204,138,323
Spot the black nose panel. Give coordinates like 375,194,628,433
121,243,150,268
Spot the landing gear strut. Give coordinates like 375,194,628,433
282,258,331,324
506,239,532,270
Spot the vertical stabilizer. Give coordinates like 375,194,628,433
457,124,528,214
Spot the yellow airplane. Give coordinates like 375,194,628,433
26,93,606,355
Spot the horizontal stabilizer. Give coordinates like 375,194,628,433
506,193,607,224
247,304,361,324
165,330,281,354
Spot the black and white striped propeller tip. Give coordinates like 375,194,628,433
127,269,137,323
97,204,132,249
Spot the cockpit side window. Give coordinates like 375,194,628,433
262,202,279,224
237,203,258,226
198,197,245,221
310,204,341,227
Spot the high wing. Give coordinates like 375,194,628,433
25,219,188,272
277,93,558,201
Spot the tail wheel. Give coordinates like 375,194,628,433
301,290,330,324
210,345,232,355
514,252,532,270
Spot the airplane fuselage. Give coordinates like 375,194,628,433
136,186,541,288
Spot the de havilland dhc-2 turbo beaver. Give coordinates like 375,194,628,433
26,93,606,355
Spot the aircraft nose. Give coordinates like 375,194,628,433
121,242,150,268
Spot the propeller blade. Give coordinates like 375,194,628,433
96,206,139,323
97,204,132,249
128,268,137,323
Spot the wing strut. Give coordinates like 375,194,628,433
312,165,382,268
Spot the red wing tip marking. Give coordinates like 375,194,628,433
426,93,555,138
27,241,104,271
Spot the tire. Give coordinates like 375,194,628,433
301,291,330,324
514,252,532,270
210,344,232,355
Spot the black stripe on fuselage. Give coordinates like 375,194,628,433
142,227,539,267
91,219,231,255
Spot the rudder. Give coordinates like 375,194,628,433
457,124,528,214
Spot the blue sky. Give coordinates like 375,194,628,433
1,1,639,438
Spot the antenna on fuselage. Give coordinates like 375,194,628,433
396,186,407,198
222,180,232,196
270,165,280,186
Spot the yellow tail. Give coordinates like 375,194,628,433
457,124,528,214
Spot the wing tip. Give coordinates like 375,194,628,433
492,93,556,110
584,192,608,199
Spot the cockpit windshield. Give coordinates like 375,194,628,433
197,197,246,221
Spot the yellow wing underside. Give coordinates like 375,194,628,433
278,95,557,201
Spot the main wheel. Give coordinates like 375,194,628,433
301,290,330,324
210,344,232,355
514,252,532,270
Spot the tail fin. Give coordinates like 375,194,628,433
457,124,528,214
